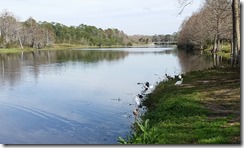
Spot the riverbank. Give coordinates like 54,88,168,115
0,44,127,54
0,43,171,54
0,45,110,54
0,44,130,54
119,66,240,144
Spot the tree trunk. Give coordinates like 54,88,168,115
232,0,240,66
18,33,23,49
213,34,220,53
46,30,49,46
19,38,23,49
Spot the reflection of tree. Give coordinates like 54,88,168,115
178,50,228,72
128,48,178,56
176,49,214,73
0,54,23,88
0,49,129,88
55,50,128,63
161,49,178,56
0,49,224,89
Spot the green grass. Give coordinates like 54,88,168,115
119,67,240,144
204,43,232,59
0,48,35,53
0,44,130,54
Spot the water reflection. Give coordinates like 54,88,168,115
0,48,219,144
0,48,179,89
0,49,129,88
176,50,214,73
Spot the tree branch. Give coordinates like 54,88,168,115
178,0,194,15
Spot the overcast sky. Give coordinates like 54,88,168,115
0,0,204,35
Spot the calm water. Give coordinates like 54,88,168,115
0,47,215,144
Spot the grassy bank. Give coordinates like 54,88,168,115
0,44,131,54
0,48,35,54
119,66,240,144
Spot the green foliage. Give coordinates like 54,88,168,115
50,23,129,47
203,42,231,59
118,119,160,144
118,136,128,144
221,43,231,53
126,42,133,46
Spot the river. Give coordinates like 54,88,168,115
0,47,216,144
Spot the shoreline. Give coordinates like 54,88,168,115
0,44,177,54
119,66,240,144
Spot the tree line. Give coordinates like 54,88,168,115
51,23,131,46
129,33,177,45
0,10,132,48
177,0,240,65
0,10,178,49
177,0,232,52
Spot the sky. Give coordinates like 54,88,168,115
0,0,204,35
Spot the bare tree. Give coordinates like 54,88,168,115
188,9,211,50
23,17,47,48
0,10,22,48
177,0,233,54
205,0,232,52
16,22,23,49
178,0,240,65
231,0,240,66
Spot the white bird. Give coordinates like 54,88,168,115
149,84,154,89
175,78,183,85
134,94,143,107
134,96,140,106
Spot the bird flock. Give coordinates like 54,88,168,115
132,73,183,117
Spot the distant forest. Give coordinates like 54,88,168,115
0,10,177,49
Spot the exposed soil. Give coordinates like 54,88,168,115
185,67,240,143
